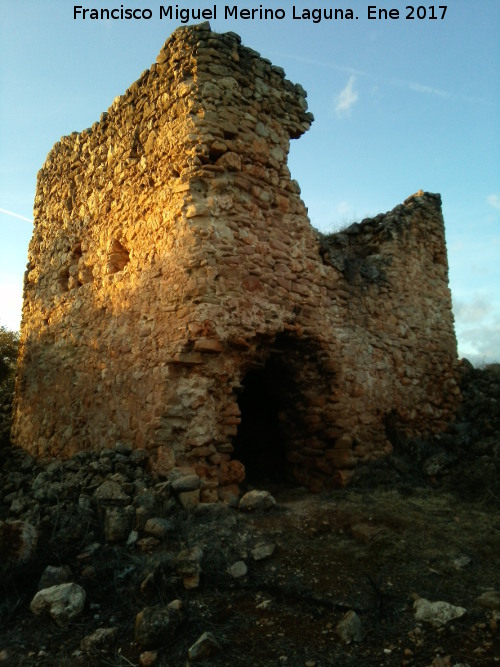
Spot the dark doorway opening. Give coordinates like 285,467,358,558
232,366,288,484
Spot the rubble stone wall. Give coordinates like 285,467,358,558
12,23,460,497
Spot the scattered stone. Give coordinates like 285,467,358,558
139,651,158,667
475,590,500,610
77,542,101,560
188,631,221,662
175,545,204,589
423,451,453,476
256,599,272,610
130,448,148,466
134,605,184,649
38,565,73,591
350,522,383,544
239,490,276,512
144,517,173,539
127,530,139,545
115,442,132,455
229,560,248,578
171,474,200,492
217,484,240,506
336,610,363,644
137,537,161,553
9,496,26,514
252,542,276,561
453,555,471,569
30,583,86,627
0,520,38,565
168,599,183,611
80,627,118,652
177,489,200,509
413,598,467,626
94,480,130,504
104,505,135,542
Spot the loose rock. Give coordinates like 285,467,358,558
144,517,173,540
336,610,363,644
175,545,204,589
229,560,248,578
0,520,38,565
252,542,276,561
413,597,467,626
139,651,158,667
134,605,184,649
30,583,86,627
94,480,130,505
104,505,135,542
80,627,118,652
38,565,73,591
475,590,500,610
239,490,276,512
188,631,221,662
171,474,200,492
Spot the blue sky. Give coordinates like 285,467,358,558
1,0,499,363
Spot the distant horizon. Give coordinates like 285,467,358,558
1,1,499,365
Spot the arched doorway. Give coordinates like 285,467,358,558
232,366,288,484
231,332,337,489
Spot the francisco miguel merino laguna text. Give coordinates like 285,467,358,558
73,5,360,23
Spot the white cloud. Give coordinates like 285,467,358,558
453,295,500,365
336,201,355,218
487,194,500,211
334,76,358,117
453,296,492,324
456,322,500,366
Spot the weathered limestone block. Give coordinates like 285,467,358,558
30,583,86,627
12,23,459,496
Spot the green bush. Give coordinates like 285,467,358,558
0,326,19,445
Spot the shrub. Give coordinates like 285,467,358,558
0,326,19,446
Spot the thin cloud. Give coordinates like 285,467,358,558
277,52,493,107
487,194,500,211
274,52,367,78
400,79,490,105
407,82,451,99
0,208,33,223
335,75,358,117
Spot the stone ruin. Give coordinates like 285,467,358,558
12,22,461,500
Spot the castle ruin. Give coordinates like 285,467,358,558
12,23,460,499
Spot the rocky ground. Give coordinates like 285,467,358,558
0,361,499,667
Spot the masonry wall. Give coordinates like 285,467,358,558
12,23,460,498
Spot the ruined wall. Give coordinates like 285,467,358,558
12,23,460,498
317,193,460,482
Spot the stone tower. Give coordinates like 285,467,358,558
12,23,460,499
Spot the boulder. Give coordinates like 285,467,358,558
413,598,466,626
30,582,86,626
238,490,276,512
